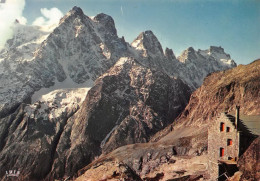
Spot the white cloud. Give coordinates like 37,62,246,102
0,0,26,49
32,7,63,27
17,16,27,25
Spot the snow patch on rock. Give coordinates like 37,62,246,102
26,87,90,120
31,78,93,103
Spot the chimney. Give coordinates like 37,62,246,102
235,105,240,130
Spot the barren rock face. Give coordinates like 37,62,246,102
98,58,191,154
0,57,191,180
176,59,260,126
237,136,260,181
50,57,191,178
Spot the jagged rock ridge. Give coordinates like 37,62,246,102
132,31,236,90
177,59,260,125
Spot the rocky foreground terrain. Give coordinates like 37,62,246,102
0,6,257,181
235,136,260,181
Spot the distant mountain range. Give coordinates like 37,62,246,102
0,6,246,180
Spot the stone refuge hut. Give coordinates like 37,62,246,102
208,106,258,180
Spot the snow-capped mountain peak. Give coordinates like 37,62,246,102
59,6,88,26
175,46,237,89
178,47,197,63
72,6,84,15
0,7,129,118
93,13,117,36
131,30,164,57
207,46,236,67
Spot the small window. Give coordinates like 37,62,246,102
227,139,232,146
226,127,230,132
220,122,225,132
220,148,224,157
228,157,233,160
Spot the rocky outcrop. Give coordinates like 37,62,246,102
76,161,142,181
0,98,82,180
47,57,191,179
177,59,260,125
237,136,260,181
75,124,209,180
100,58,191,153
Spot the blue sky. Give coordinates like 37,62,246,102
12,0,260,64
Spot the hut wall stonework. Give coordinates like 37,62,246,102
208,113,239,180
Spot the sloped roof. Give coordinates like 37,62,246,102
239,115,260,135
225,113,258,137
